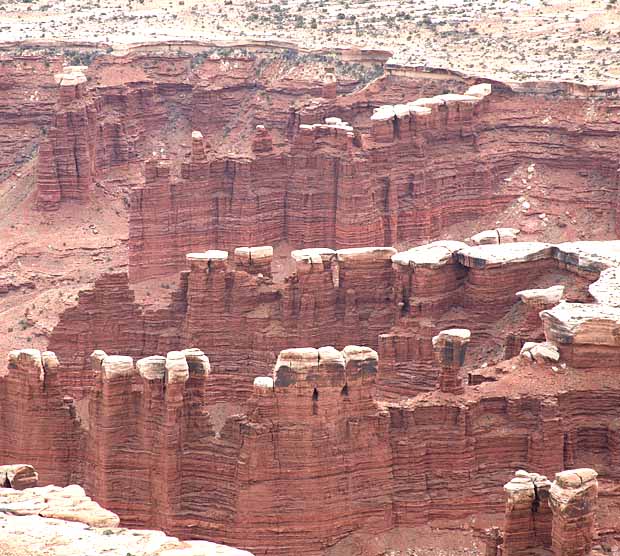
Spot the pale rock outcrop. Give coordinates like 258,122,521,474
391,240,467,269
456,242,553,269
589,267,620,306
0,464,38,490
136,355,167,380
165,350,190,384
470,227,520,245
520,341,560,363
8,348,45,381
0,482,119,527
0,478,253,555
516,285,564,306
541,301,620,354
234,245,273,277
101,355,135,379
554,240,620,274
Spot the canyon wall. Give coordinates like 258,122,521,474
2,342,620,555
127,79,620,281
15,51,620,279
47,239,606,403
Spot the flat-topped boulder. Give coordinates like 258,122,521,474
405,102,432,115
54,68,87,87
274,346,344,388
0,483,119,527
541,301,620,346
136,355,166,380
292,248,336,274
434,93,480,104
392,240,467,269
589,267,620,306
516,285,564,305
186,250,229,262
336,246,397,263
272,345,378,389
470,227,520,245
465,83,492,98
292,247,336,263
7,349,44,380
456,242,553,269
234,245,273,261
101,355,135,379
370,105,396,121
186,250,229,271
553,240,620,273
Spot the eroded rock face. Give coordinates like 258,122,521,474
46,238,614,400
3,337,620,556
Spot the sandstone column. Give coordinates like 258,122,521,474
549,468,598,556
432,328,471,394
500,471,552,555
191,130,207,160
252,125,273,153
88,353,138,515
321,71,337,99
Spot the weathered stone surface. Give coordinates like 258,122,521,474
554,241,620,275
457,242,553,269
0,479,253,555
589,267,620,307
549,305,615,349
516,285,564,305
391,240,467,269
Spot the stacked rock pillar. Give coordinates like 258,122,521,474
158,351,190,532
500,471,552,556
87,351,140,518
549,469,598,556
432,328,471,394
